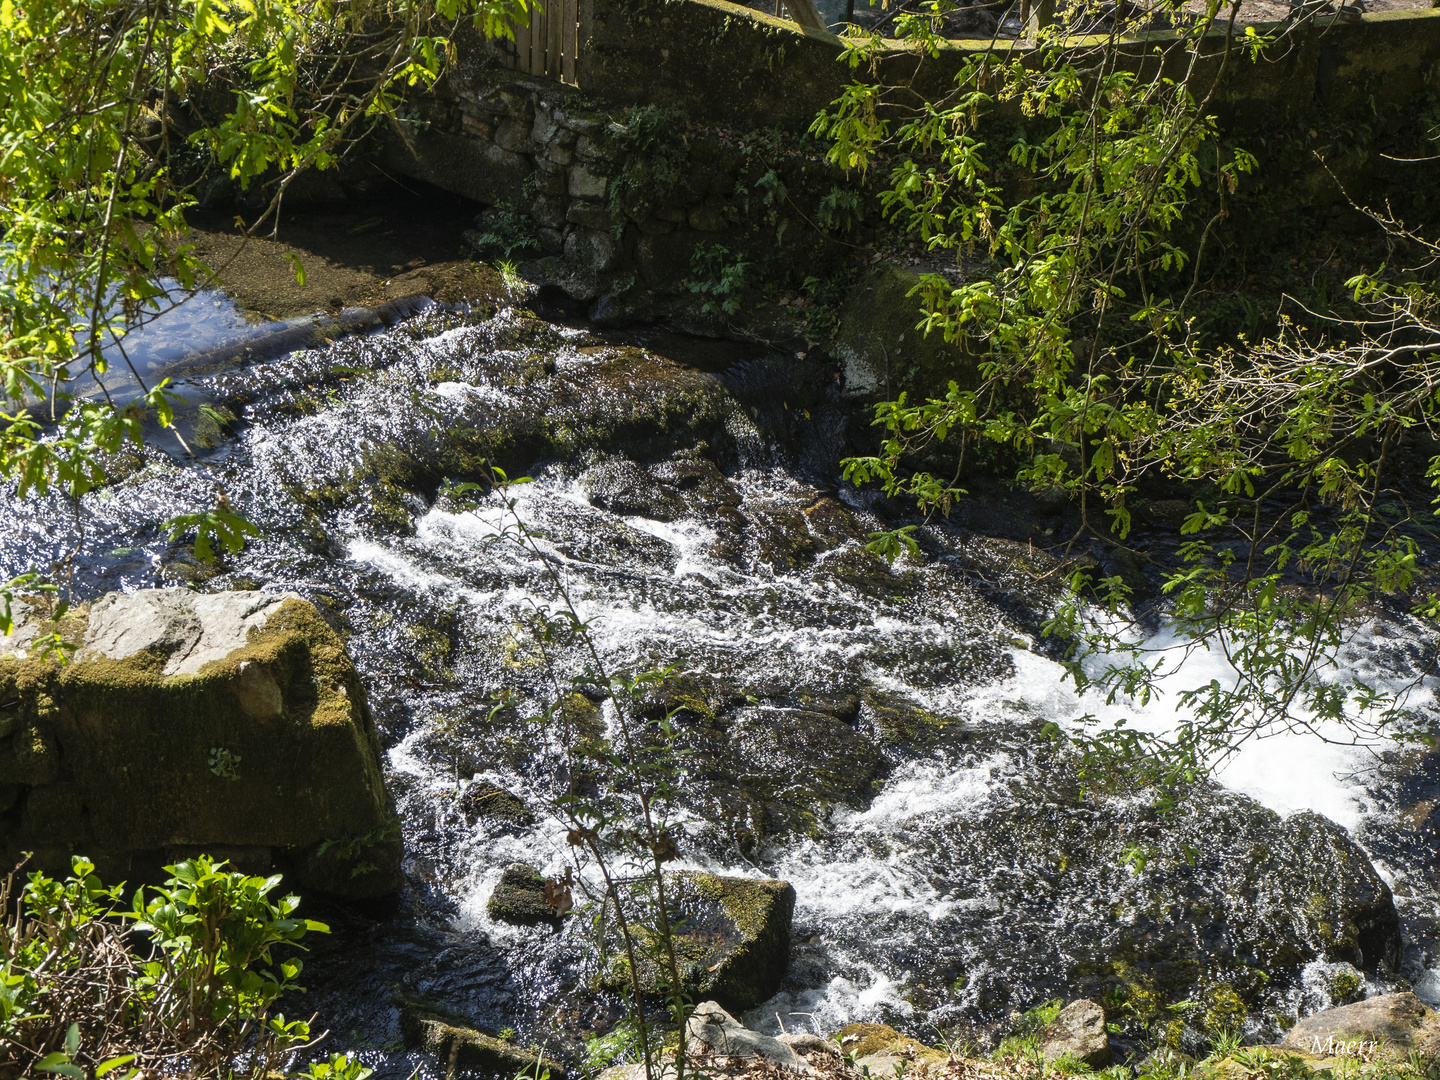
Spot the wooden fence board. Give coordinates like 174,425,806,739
514,10,530,71
506,0,579,84
562,0,577,84
548,0,563,76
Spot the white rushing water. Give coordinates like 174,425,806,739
352,462,1440,1032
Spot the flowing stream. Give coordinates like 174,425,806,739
5,288,1440,1077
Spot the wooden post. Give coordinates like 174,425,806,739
547,0,563,77
783,0,827,30
1026,0,1055,34
575,0,594,88
530,3,544,73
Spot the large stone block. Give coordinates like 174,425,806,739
834,261,980,400
1282,993,1440,1058
568,163,608,200
0,590,401,899
1040,1000,1111,1068
494,118,533,154
564,228,622,273
603,871,795,1011
531,192,569,229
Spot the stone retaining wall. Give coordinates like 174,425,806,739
377,3,1440,322
383,59,859,322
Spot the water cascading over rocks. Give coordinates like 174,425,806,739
0,301,1430,1072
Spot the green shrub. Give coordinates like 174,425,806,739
0,854,361,1080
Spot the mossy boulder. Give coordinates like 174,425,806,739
0,589,400,899
399,1000,566,1079
461,780,537,831
1280,992,1440,1060
487,862,562,927
605,871,795,1011
836,1023,947,1073
1039,999,1111,1068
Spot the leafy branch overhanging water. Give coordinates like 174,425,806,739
812,0,1440,783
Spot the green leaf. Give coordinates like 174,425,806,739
283,251,307,286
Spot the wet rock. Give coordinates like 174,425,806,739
675,699,890,851
460,779,536,831
744,500,817,570
1281,992,1440,1057
605,872,794,1010
801,497,865,552
1286,811,1401,970
0,590,400,899
686,1001,803,1069
1143,498,1193,528
487,862,562,928
582,458,687,521
1096,544,1151,602
401,1002,566,1078
1039,999,1111,1067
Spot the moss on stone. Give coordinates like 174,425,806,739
603,870,794,1011
836,1023,947,1066
399,999,567,1079
488,861,561,927
834,263,981,402
0,596,398,898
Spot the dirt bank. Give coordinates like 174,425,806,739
185,185,507,320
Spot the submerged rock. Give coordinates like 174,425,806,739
0,589,399,899
1039,999,1110,1068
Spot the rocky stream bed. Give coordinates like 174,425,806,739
4,272,1440,1079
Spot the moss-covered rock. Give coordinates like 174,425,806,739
0,589,400,899
605,871,795,1011
836,1022,947,1073
461,780,537,831
487,862,562,927
834,262,979,402
400,1000,567,1079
